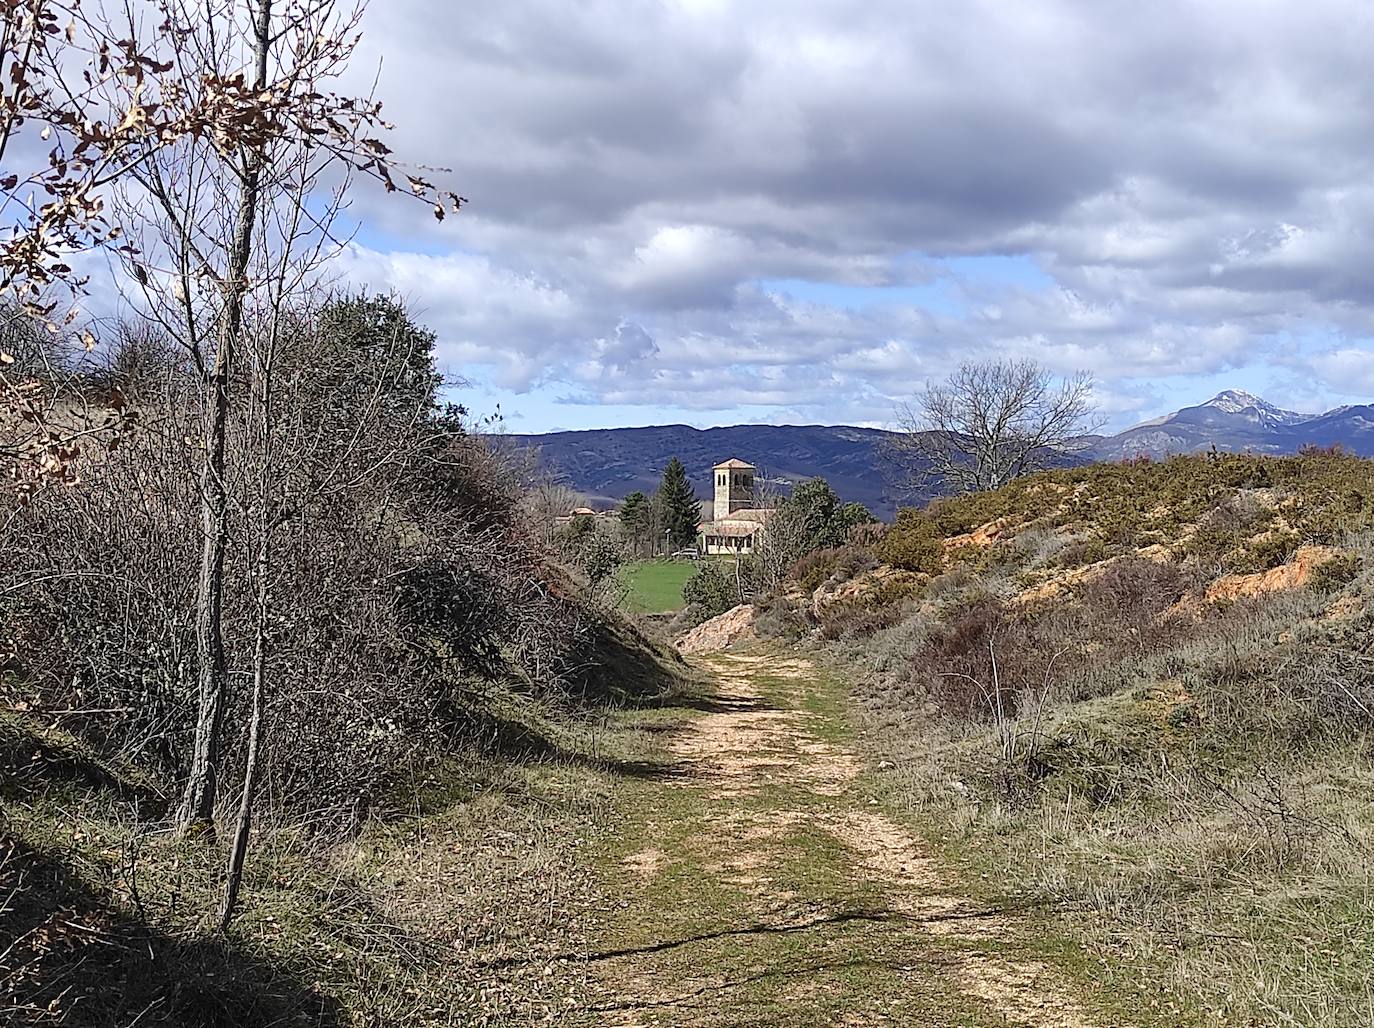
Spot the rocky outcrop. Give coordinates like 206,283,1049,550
943,517,1015,551
1204,545,1340,602
676,604,757,655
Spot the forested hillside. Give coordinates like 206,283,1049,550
507,423,907,516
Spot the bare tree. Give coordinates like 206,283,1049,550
81,0,463,835
888,359,1099,494
523,478,585,546
1,0,461,836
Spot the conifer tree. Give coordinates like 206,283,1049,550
657,457,700,550
619,490,653,556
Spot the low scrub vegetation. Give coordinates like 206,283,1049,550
760,451,1374,1024
0,299,690,1024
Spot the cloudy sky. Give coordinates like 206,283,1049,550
332,0,1374,433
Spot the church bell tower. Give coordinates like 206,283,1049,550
712,459,756,521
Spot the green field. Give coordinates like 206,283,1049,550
619,559,695,613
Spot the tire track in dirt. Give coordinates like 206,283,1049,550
594,650,1109,1027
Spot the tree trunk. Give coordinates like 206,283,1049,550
178,0,274,834
219,533,268,930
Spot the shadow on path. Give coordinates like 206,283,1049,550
486,903,1038,971
0,836,343,1028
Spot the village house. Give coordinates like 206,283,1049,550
553,505,603,523
699,458,774,554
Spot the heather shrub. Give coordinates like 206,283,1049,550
788,545,877,593
865,573,928,610
904,598,1082,721
1077,557,1191,654
1309,551,1361,592
876,509,944,573
1232,529,1301,574
1182,493,1276,570
754,596,808,640
818,600,905,641
1046,535,1108,570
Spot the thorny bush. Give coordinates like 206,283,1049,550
1,298,590,827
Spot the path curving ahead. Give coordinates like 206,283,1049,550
581,651,1116,1028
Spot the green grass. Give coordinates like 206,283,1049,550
570,648,1159,1027
619,558,696,613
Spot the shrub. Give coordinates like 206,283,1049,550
753,596,808,640
664,602,710,635
788,545,878,593
1077,557,1190,655
907,597,1030,720
817,601,904,641
813,571,926,641
682,562,740,619
1183,493,1275,570
1309,551,1361,592
877,510,944,573
0,299,592,828
1232,530,1301,575
1047,535,1108,570
848,521,886,548
865,573,928,610
924,565,978,603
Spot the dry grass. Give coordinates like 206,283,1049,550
1,631,694,1027
811,458,1374,1025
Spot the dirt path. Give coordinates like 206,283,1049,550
580,651,1119,1028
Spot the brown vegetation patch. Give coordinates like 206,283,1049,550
622,848,668,879
948,955,1098,1028
823,811,957,910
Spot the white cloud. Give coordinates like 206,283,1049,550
321,0,1374,428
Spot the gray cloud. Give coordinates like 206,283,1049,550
336,0,1374,428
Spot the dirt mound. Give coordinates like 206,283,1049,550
944,516,1015,551
1205,545,1339,602
675,604,757,654
1009,561,1109,607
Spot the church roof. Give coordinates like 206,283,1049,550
713,458,755,470
701,521,763,537
699,508,774,536
720,508,773,523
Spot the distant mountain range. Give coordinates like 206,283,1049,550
505,423,905,516
1092,389,1374,461
508,390,1374,518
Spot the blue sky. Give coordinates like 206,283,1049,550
328,0,1374,435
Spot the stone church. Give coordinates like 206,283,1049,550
699,458,774,554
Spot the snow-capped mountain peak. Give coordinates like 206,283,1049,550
1205,389,1265,413
1199,390,1310,427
